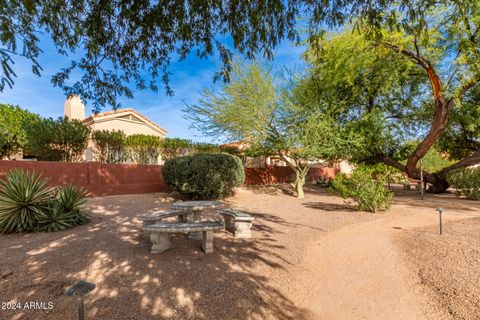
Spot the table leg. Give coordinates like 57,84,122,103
188,210,203,240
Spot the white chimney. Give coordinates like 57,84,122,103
64,94,86,120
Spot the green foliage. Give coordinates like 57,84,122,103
163,153,245,200
185,60,354,197
301,15,480,191
302,31,421,165
368,163,408,185
420,149,454,173
447,168,480,200
159,137,192,160
3,0,465,109
126,134,162,165
185,61,277,142
191,142,242,157
438,86,480,161
192,142,221,154
0,104,40,158
55,185,89,213
331,166,394,213
36,185,89,232
25,117,91,162
35,200,89,232
0,170,89,233
219,145,242,157
0,170,53,233
92,130,128,163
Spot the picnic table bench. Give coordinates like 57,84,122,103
139,211,191,238
144,221,224,254
218,209,254,239
403,179,422,191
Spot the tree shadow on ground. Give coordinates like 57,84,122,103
0,194,315,320
391,186,480,214
245,184,295,196
302,202,356,212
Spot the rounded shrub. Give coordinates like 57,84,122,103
330,165,393,213
163,153,245,200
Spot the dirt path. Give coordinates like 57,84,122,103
301,198,480,320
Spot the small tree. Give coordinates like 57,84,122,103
0,103,40,158
92,130,128,163
126,134,162,165
25,117,90,162
185,60,353,198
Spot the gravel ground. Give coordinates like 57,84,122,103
1,185,479,320
395,217,480,320
0,185,370,320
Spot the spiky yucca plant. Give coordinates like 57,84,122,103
55,185,89,212
35,201,77,232
35,200,89,232
36,186,90,232
0,169,53,233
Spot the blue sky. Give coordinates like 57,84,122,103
0,36,306,143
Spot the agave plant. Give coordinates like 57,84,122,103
0,169,53,233
55,185,89,213
35,200,89,232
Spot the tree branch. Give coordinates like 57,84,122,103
436,148,480,177
453,74,480,101
381,42,430,70
380,155,407,172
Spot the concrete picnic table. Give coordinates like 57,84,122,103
170,200,226,239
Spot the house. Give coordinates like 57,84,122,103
64,95,167,162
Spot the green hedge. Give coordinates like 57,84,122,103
163,153,245,200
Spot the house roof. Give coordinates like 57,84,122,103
82,108,168,135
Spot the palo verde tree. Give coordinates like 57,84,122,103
185,61,352,198
1,0,444,110
304,2,480,192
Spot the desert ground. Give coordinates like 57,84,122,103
1,185,479,319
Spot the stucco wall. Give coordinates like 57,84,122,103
0,161,339,197
0,161,169,196
244,166,339,185
89,118,164,137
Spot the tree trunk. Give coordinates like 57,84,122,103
279,153,310,198
295,178,305,198
293,169,307,198
425,173,449,193
405,72,451,177
382,43,452,181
